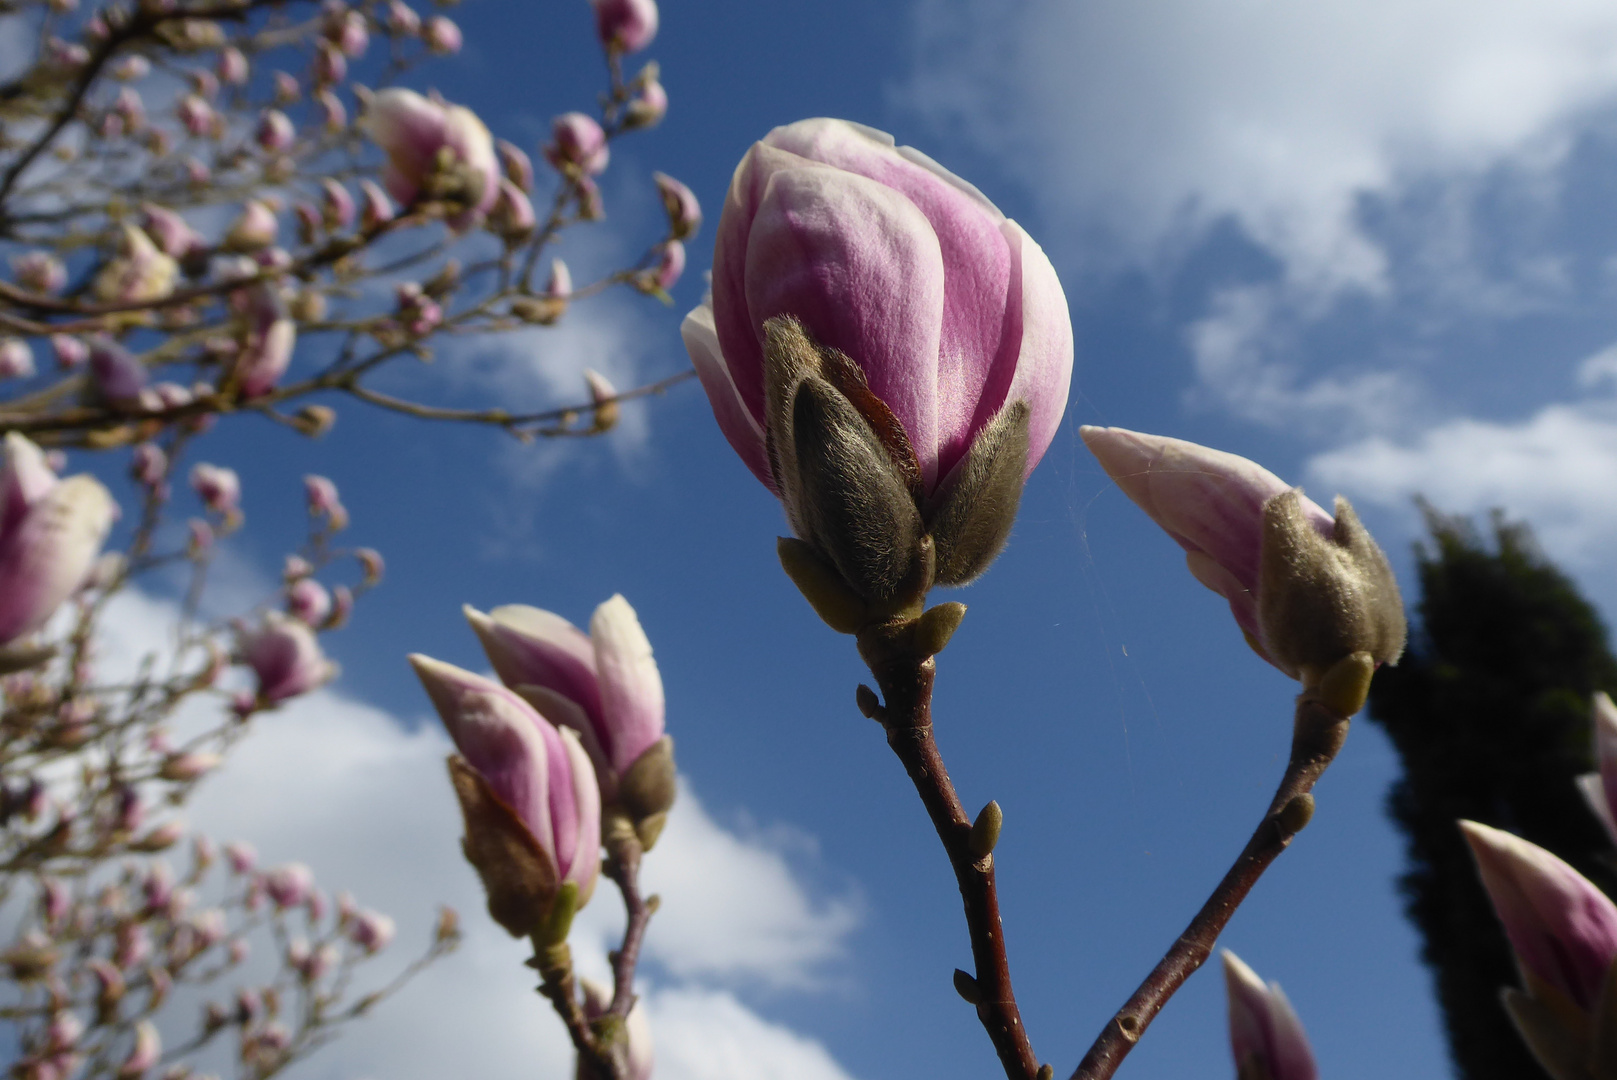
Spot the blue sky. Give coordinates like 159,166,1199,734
41,0,1617,1077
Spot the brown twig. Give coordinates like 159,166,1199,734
857,622,1042,1080
1068,692,1351,1080
603,829,654,1022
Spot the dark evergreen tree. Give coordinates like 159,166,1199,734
1367,506,1617,1080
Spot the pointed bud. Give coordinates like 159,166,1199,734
1222,951,1318,1080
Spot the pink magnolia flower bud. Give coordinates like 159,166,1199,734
385,0,419,34
328,9,369,57
12,251,66,294
188,68,218,99
225,841,257,874
223,200,278,252
186,518,213,557
1222,951,1318,1080
272,70,300,104
355,547,384,584
423,15,461,53
112,55,149,81
349,909,395,952
648,239,683,291
491,179,535,239
216,46,248,85
321,179,356,230
287,578,331,626
235,286,295,397
652,172,700,240
409,655,601,926
625,78,666,129
0,339,35,379
497,139,533,192
0,434,117,647
545,112,608,176
140,204,204,261
263,863,314,909
1081,427,1405,681
590,0,658,54
113,87,145,131
328,584,353,628
577,978,653,1080
87,337,148,406
239,612,336,703
304,474,342,518
94,223,177,303
359,179,395,229
687,118,1073,598
158,752,220,782
546,258,573,299
117,1020,159,1077
177,94,216,138
464,595,667,809
256,110,295,153
50,336,87,369
313,43,346,86
1462,820,1617,1013
317,89,347,132
1580,693,1617,845
364,88,498,214
189,463,239,513
130,443,166,487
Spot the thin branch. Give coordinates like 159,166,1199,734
1068,692,1352,1080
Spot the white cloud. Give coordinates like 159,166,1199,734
1307,388,1617,566
904,0,1617,290
87,589,862,1079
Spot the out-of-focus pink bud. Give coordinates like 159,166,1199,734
87,337,147,405
256,110,295,153
176,94,216,138
263,863,315,909
545,112,608,176
1222,951,1318,1080
40,878,69,927
0,434,117,647
158,752,221,782
313,43,346,86
116,923,152,969
577,978,654,1080
394,282,442,336
576,177,604,221
303,474,342,518
12,251,66,294
184,156,211,186
423,15,461,53
349,909,395,952
546,258,573,299
45,36,89,69
410,655,602,927
295,202,321,244
355,547,384,584
688,119,1074,598
1463,820,1617,1012
189,463,240,513
590,0,658,54
320,179,356,230
235,285,295,397
465,595,666,809
240,612,335,703
1579,692,1617,845
113,87,145,131
287,579,331,626
112,55,149,81
285,554,314,581
50,336,87,369
1081,427,1405,682
94,223,177,304
225,841,257,874
116,1020,159,1077
316,89,347,132
364,89,498,214
140,204,205,262
649,239,683,291
142,862,174,912
359,179,395,229
386,0,420,34
306,888,327,922
497,139,533,192
652,172,700,240
223,200,278,252
271,70,299,104
583,369,620,433
130,443,166,487
625,78,667,129
328,9,369,57
188,68,218,99
0,339,34,379
47,1010,84,1053
217,47,248,85
491,179,536,239
186,518,213,558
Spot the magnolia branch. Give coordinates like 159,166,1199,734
1068,691,1353,1080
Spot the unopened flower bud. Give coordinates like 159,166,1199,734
264,863,314,909
546,112,608,176
625,79,667,129
189,463,240,513
496,139,533,192
51,335,87,369
313,43,346,86
590,0,658,54
131,443,166,487
386,0,420,33
159,752,221,782
1222,951,1318,1080
317,89,347,132
287,579,331,626
12,251,66,294
423,15,460,52
0,339,35,379
117,1020,160,1077
349,909,395,952
223,200,278,252
216,47,247,85
256,110,295,153
359,179,395,228
356,547,384,584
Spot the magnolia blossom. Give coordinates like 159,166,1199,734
410,656,602,918
546,258,573,299
0,434,117,648
177,93,216,137
240,612,336,703
189,463,240,513
360,179,395,228
497,139,534,192
464,595,665,803
141,204,205,261
223,200,278,252
546,112,609,176
12,251,66,294
652,171,700,239
364,88,498,215
1222,951,1319,1080
578,978,654,1080
1579,692,1617,845
0,339,34,379
1463,820,1617,1013
685,118,1073,597
255,109,295,152
1082,427,1405,681
236,285,296,397
590,0,658,53
93,223,177,304
423,15,461,53
627,78,667,129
